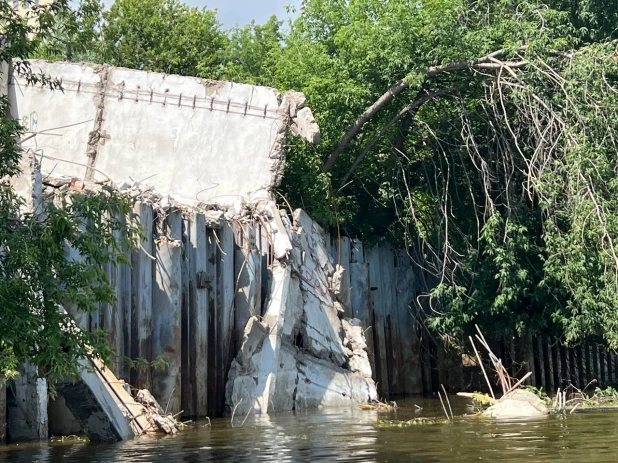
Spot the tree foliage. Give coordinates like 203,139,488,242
29,0,618,348
273,0,618,347
1,0,137,381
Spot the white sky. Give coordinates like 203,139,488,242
100,0,302,28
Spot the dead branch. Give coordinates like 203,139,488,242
338,87,456,190
323,47,527,173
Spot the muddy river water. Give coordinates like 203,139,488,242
1,396,617,462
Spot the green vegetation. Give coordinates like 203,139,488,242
27,1,618,350
375,418,450,427
0,1,138,382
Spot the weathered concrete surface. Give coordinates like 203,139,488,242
58,357,156,441
9,60,320,207
8,153,42,215
48,396,83,437
152,209,183,415
7,364,48,442
483,390,549,419
226,206,377,415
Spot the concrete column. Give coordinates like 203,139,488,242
8,364,48,442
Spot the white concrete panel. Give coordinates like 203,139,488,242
10,60,101,179
95,68,285,205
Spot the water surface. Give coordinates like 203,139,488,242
1,396,616,462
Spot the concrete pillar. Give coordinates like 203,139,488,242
8,364,48,442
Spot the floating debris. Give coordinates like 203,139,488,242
375,418,450,428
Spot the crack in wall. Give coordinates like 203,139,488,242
85,65,110,181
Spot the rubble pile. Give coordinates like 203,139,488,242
225,209,377,415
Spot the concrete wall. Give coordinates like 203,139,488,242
9,60,318,206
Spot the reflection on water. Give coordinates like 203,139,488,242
2,396,618,462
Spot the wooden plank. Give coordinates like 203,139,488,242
190,214,209,418
0,378,5,444
218,222,235,416
152,209,183,415
555,341,562,389
181,216,192,417
206,228,219,417
367,246,389,398
130,202,153,391
351,239,364,263
546,337,554,392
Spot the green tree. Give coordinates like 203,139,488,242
100,0,226,77
36,0,105,62
0,1,138,383
218,15,283,86
273,0,618,347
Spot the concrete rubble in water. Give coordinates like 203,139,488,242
7,60,376,438
40,167,378,418
226,209,378,415
482,389,549,419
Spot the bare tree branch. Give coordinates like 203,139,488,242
322,47,527,173
338,87,456,190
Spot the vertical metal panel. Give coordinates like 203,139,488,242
395,250,422,394
130,202,153,391
367,246,389,398
181,216,192,417
152,209,182,414
218,223,235,416
190,214,209,417
206,227,219,417
555,341,562,389
351,239,364,263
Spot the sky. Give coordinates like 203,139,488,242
188,0,301,28
101,0,303,29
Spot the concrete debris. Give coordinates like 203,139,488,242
57,357,158,442
135,389,164,415
482,389,549,419
135,389,180,435
332,264,351,310
236,316,268,370
282,90,321,145
290,107,321,145
226,207,376,415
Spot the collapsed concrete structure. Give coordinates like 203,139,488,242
5,60,379,441
226,209,377,415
